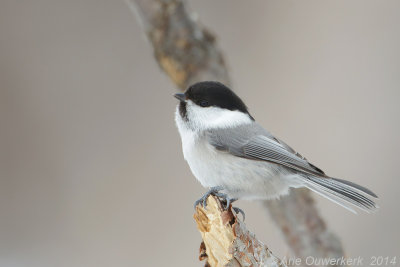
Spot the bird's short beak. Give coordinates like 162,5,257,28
174,93,186,102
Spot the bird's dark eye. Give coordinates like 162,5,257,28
199,100,209,107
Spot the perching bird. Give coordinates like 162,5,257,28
174,81,378,214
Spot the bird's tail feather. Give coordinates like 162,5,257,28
302,176,378,214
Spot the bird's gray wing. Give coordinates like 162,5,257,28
206,123,326,177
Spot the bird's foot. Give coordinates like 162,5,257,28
194,188,245,221
194,186,226,209
225,197,237,209
225,198,245,220
232,207,246,221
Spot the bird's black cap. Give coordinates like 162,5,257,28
184,81,253,118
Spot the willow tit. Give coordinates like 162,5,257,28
174,81,378,213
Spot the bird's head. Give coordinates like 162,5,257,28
174,81,254,131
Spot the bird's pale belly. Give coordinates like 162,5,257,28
183,140,291,200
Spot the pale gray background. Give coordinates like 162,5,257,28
1,1,399,266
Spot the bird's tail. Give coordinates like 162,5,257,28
302,176,378,213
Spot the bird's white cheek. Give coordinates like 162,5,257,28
185,101,252,130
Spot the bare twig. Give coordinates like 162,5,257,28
194,196,285,267
128,0,347,265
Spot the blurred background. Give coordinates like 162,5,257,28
1,1,399,266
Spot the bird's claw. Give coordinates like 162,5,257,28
194,187,245,221
194,186,226,209
232,207,246,221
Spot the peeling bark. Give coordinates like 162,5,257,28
128,0,347,266
194,196,285,267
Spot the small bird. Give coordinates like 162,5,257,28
174,81,378,214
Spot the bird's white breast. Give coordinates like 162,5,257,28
175,107,292,200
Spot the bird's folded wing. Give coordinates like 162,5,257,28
206,124,326,177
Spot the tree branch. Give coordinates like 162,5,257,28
128,0,229,89
264,189,345,260
194,196,285,267
128,0,347,265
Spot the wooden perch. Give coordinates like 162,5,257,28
194,196,285,267
128,0,347,265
